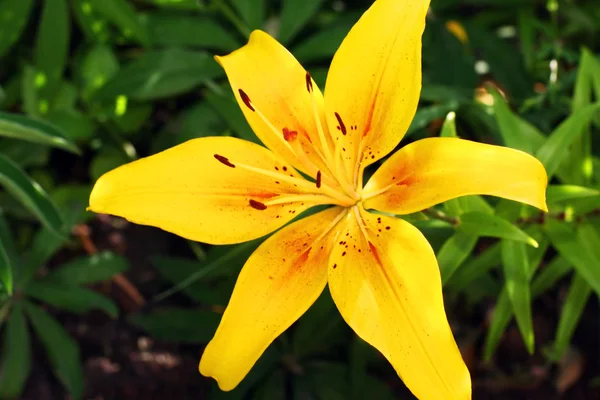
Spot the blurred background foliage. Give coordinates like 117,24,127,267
0,0,600,398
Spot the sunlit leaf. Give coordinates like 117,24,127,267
459,212,538,247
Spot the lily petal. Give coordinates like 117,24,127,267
200,206,345,390
89,137,331,245
216,31,334,181
323,0,429,183
328,208,471,399
363,137,548,214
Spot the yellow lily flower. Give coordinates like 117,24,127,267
88,0,548,398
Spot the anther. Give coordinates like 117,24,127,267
238,89,255,111
214,154,235,168
249,199,267,210
305,72,313,93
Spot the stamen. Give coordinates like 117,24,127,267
214,154,235,168
264,194,340,207
249,199,267,210
233,161,355,207
305,72,313,93
362,182,407,202
334,112,347,135
238,89,255,111
316,171,322,188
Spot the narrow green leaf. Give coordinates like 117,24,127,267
79,45,119,99
546,184,599,204
34,0,70,109
501,240,534,353
25,281,118,318
0,0,34,58
0,303,31,398
151,239,260,303
141,13,240,51
24,302,84,399
0,212,17,295
447,242,501,291
531,256,571,296
93,49,222,101
440,111,458,138
278,0,325,44
0,154,64,234
0,111,79,154
46,251,128,285
536,103,600,178
129,308,220,343
89,0,150,45
459,212,538,247
489,86,545,154
437,230,478,284
230,0,264,29
551,273,592,361
545,220,600,295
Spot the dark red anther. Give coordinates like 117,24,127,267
334,112,347,135
305,72,313,93
214,154,235,168
238,89,255,111
316,171,322,188
249,199,267,210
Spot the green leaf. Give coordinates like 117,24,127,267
142,13,240,51
25,281,119,318
79,45,119,99
536,103,600,178
24,302,84,399
93,49,222,101
0,0,34,58
459,212,538,247
292,289,345,359
0,212,17,295
531,256,571,297
89,0,150,45
46,251,129,285
45,109,96,142
546,184,599,204
0,303,31,398
501,240,534,354
447,242,501,291
439,111,458,138
230,0,264,29
489,87,545,154
545,220,600,296
278,0,325,44
292,17,356,63
0,154,64,234
34,0,70,109
151,239,260,304
437,230,478,284
551,273,592,361
444,195,493,217
70,0,111,43
0,111,79,153
129,308,220,343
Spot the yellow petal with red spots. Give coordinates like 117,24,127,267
215,30,335,183
323,0,430,184
199,207,345,390
89,137,333,245
363,137,548,215
328,207,471,400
